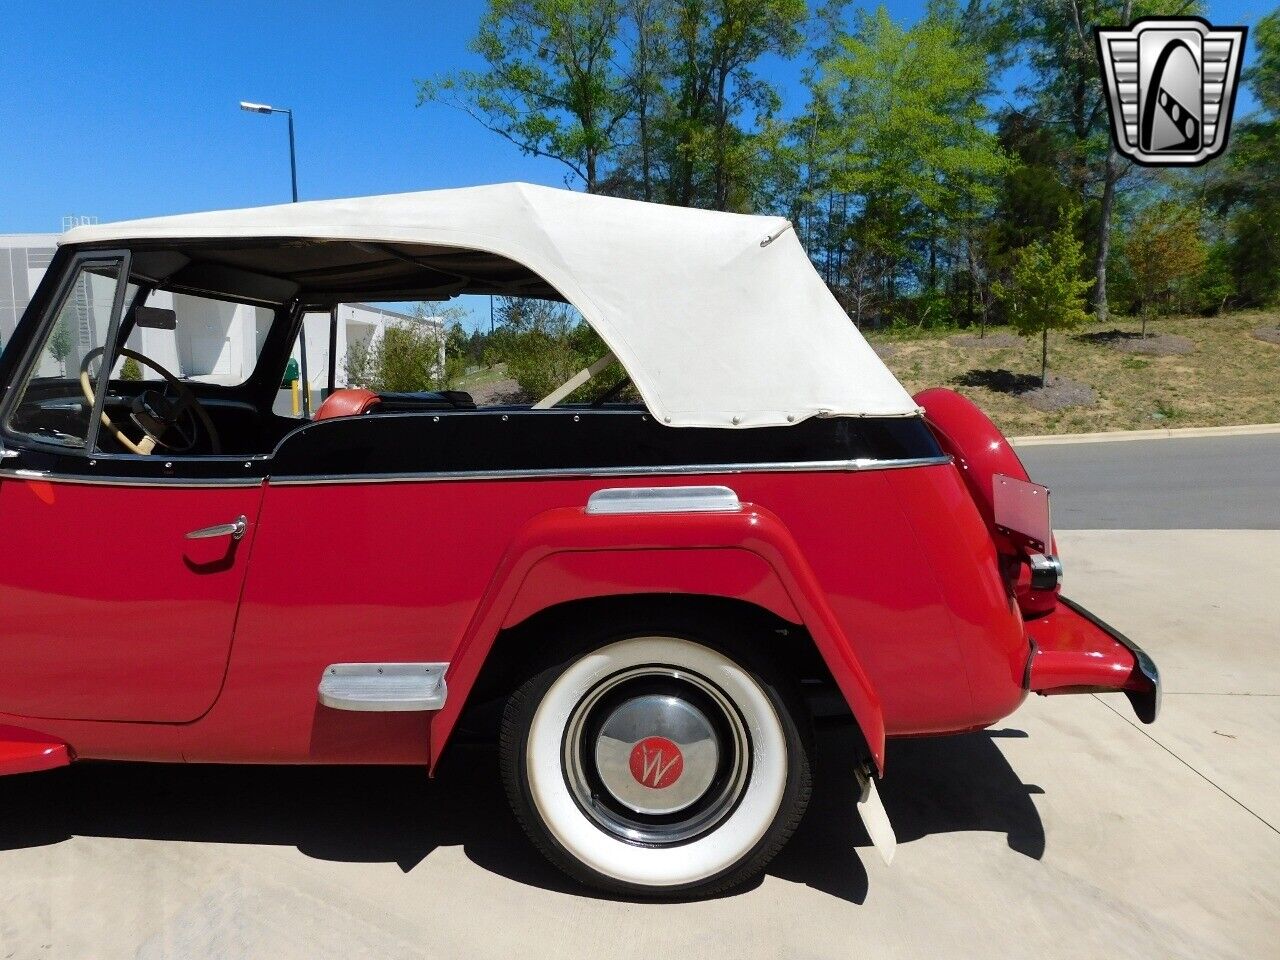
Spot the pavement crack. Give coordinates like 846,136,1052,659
1161,691,1280,697
1092,694,1280,837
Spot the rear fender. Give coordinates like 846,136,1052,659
428,504,888,772
915,387,1060,615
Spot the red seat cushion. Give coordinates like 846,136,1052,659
313,388,382,421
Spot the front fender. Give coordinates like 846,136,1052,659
428,503,889,772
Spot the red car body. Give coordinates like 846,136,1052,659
0,391,1156,774
0,187,1159,894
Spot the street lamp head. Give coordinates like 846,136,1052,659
239,101,275,114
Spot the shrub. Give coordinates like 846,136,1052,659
489,297,631,403
346,315,450,393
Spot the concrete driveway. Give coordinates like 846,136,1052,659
1,529,1276,959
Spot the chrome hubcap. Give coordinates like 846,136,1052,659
563,665,750,846
594,693,719,815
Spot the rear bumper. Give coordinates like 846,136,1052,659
1025,596,1161,724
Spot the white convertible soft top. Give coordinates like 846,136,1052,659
62,182,919,428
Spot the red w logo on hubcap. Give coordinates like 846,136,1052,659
628,736,684,789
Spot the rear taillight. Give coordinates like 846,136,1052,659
914,387,1060,617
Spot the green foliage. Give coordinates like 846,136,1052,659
783,4,1009,324
421,0,806,208
346,310,458,394
994,207,1093,384
815,8,1008,222
1209,11,1280,308
1125,201,1207,326
486,297,628,402
424,0,1276,336
1247,9,1280,117
1015,0,1206,318
418,0,632,192
643,0,807,209
47,321,73,369
120,357,143,381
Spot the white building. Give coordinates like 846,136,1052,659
1,234,442,392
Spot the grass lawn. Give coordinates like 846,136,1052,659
452,363,510,391
868,309,1280,436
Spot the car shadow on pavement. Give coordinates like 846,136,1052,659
0,724,1043,904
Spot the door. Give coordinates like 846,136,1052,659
0,253,264,723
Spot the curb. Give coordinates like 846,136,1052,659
1010,423,1280,446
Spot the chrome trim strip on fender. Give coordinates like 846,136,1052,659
0,455,953,489
586,485,741,515
268,454,954,487
0,469,264,488
318,662,449,712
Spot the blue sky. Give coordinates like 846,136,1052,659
0,1,1268,330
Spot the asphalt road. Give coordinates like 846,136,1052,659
1018,433,1280,529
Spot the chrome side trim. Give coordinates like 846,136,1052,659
318,662,449,713
0,455,953,489
0,468,264,488
586,485,741,516
269,455,953,487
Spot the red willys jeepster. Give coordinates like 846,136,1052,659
0,184,1158,897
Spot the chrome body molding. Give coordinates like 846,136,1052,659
586,485,741,516
318,662,449,713
0,455,952,489
0,469,264,488
267,455,953,487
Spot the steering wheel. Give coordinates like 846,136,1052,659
79,347,222,455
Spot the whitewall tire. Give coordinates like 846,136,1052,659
500,628,812,897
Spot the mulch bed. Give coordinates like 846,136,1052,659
954,369,1098,412
1018,375,1099,412
949,332,1022,350
1076,329,1194,355
1251,326,1280,346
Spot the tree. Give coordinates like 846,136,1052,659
1126,201,1207,333
417,0,632,192
995,207,1093,386
47,321,73,376
798,5,1009,318
1017,0,1203,321
426,0,807,210
653,0,806,210
1209,10,1280,307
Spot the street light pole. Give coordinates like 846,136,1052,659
240,100,306,411
239,101,297,202
285,109,298,203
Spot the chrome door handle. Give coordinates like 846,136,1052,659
185,515,247,541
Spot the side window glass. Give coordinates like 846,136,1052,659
116,290,275,387
5,258,124,449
